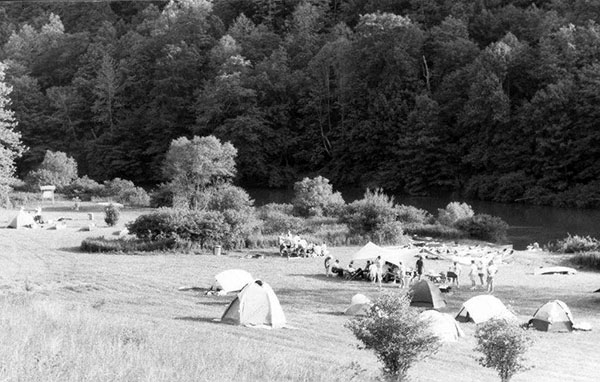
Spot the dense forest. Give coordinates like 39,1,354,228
2,0,600,207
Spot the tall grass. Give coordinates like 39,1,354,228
570,252,600,271
0,296,362,382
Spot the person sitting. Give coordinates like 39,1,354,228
331,260,344,278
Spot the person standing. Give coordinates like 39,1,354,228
413,255,424,282
374,255,385,288
486,260,498,293
448,261,462,288
397,261,407,288
477,260,486,287
469,259,478,290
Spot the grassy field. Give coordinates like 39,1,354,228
1,202,599,381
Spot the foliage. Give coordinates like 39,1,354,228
104,203,120,226
396,205,433,225
62,176,104,201
24,150,77,190
291,176,345,217
6,191,42,208
546,234,600,253
454,214,509,243
126,208,228,249
346,292,440,382
103,178,150,207
569,252,600,271
437,202,474,226
0,62,26,201
342,189,404,245
149,183,173,208
257,203,303,235
163,136,237,209
5,3,600,208
475,318,533,382
80,236,175,253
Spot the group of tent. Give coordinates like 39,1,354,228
344,279,580,339
211,269,287,329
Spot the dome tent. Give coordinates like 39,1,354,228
419,310,464,342
409,279,446,309
529,300,574,332
221,280,286,329
344,294,371,316
456,295,516,324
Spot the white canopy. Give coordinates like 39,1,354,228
352,242,421,267
214,269,254,293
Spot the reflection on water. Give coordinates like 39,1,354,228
246,187,600,250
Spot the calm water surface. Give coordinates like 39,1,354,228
247,188,600,250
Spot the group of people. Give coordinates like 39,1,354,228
325,255,426,289
325,254,499,293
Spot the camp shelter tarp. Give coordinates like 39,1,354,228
529,300,574,332
221,280,286,328
214,269,253,293
409,280,446,309
344,294,371,316
420,310,464,342
352,242,421,267
456,295,516,324
8,210,36,229
533,266,577,276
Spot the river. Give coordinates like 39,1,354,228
246,188,600,250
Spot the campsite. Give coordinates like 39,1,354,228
1,203,600,382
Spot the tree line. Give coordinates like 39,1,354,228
2,0,600,207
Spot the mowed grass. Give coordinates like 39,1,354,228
1,202,600,381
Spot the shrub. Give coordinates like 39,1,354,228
570,252,600,270
346,292,440,382
292,176,345,217
7,191,42,207
437,201,474,226
342,189,404,244
24,150,78,190
396,204,433,224
546,234,600,253
104,204,120,227
62,176,104,201
257,203,303,234
454,214,508,243
475,318,533,382
103,178,150,207
493,172,533,203
80,237,176,253
127,208,228,249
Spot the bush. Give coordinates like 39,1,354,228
475,318,533,382
346,292,440,382
24,150,78,190
342,189,404,244
454,214,509,243
546,234,600,253
80,237,176,253
570,252,600,270
292,176,345,217
437,201,474,226
104,204,120,227
127,208,228,249
396,205,433,224
62,176,104,201
257,203,303,234
7,191,42,207
103,178,150,207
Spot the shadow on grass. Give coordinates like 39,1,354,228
58,246,83,253
174,316,223,324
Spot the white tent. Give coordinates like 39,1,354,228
214,269,254,293
352,242,420,267
7,209,36,229
344,294,371,316
420,310,464,342
456,295,517,324
221,280,286,328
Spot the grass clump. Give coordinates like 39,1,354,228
569,252,600,271
81,237,175,253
